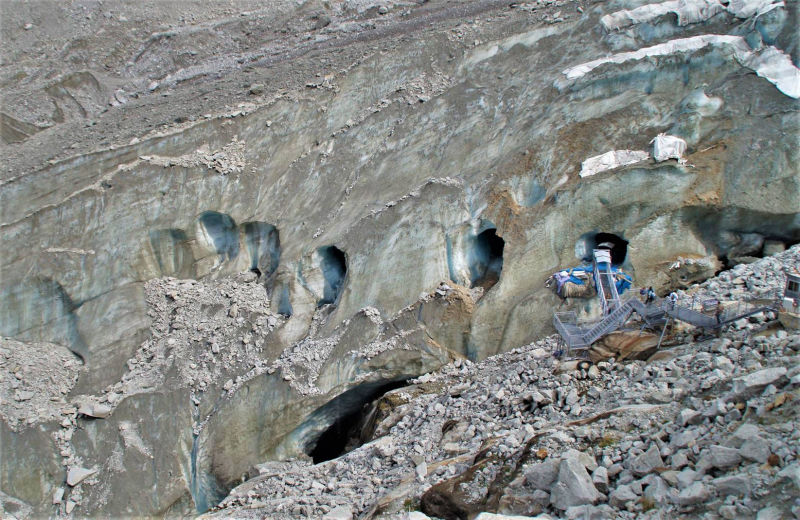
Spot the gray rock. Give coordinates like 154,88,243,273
730,423,761,446
756,506,783,520
77,401,112,419
525,459,560,491
415,461,427,481
631,444,664,476
531,489,550,506
678,408,701,426
776,463,800,489
550,457,603,510
676,468,699,489
565,504,616,519
674,481,709,506
475,514,551,520
711,474,751,496
564,449,597,472
609,484,638,508
67,466,97,486
591,466,608,493
740,438,770,463
14,390,34,401
670,429,699,449
698,445,741,472
661,470,679,487
323,505,353,520
643,476,672,503
565,388,579,406
671,451,689,469
248,84,265,96
404,513,431,520
731,367,787,398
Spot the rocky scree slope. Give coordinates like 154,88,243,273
1,270,474,517
209,247,800,519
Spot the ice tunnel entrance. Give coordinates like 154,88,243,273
316,246,347,307
578,232,628,266
306,379,408,464
469,228,504,289
198,211,239,261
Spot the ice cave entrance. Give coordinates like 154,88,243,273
198,211,239,261
317,246,347,307
469,228,504,289
306,380,408,464
579,232,628,266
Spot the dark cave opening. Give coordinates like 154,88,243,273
317,246,347,307
307,379,408,464
469,228,505,289
583,232,628,266
718,234,799,270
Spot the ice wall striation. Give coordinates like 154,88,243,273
0,0,798,516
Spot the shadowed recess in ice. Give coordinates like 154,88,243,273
149,228,196,278
316,246,347,307
198,211,239,261
576,232,629,266
243,222,281,276
469,228,504,289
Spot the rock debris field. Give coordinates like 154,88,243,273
208,246,800,519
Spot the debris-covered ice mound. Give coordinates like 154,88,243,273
210,246,800,519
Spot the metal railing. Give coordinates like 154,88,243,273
551,288,782,358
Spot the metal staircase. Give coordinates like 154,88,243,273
553,284,780,357
554,296,665,355
593,249,620,315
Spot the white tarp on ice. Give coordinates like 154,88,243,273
561,35,800,99
580,150,650,177
651,134,687,162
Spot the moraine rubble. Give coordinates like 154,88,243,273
209,246,800,519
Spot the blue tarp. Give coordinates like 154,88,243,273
551,264,633,297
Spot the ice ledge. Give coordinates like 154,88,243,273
601,0,784,31
559,35,800,99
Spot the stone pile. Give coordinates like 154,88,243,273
0,338,82,431
209,246,800,519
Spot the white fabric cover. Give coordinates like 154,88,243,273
580,150,649,177
651,134,687,162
